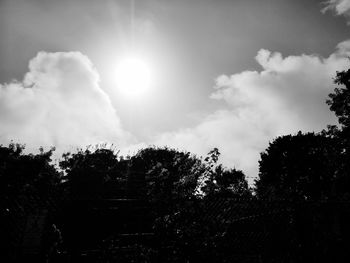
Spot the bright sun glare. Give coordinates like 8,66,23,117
115,57,153,97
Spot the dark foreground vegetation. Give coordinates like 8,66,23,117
2,68,350,262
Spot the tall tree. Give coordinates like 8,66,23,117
326,68,350,197
255,132,339,200
327,68,350,130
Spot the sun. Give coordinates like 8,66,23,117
115,57,153,97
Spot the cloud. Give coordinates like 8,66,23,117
2,42,350,184
154,40,350,183
322,0,350,23
0,51,133,153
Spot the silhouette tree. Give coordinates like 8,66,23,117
209,165,250,197
326,68,350,198
128,146,251,203
0,143,61,262
127,147,204,215
327,68,350,130
59,146,124,199
128,147,252,261
255,132,339,200
59,145,250,202
0,143,60,199
256,67,350,201
200,148,251,198
57,145,251,261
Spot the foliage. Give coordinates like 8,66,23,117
131,147,252,261
0,143,60,198
5,66,350,260
255,67,350,201
327,68,350,130
127,146,251,207
55,145,251,260
255,132,339,200
199,148,251,198
130,147,203,201
59,146,123,199
325,68,350,197
58,144,250,205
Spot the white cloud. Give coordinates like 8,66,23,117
0,51,133,153
322,0,350,23
2,42,350,184
154,40,350,183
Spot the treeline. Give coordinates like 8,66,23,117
1,68,350,262
1,144,252,262
257,68,350,201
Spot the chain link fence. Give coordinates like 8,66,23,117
2,193,350,262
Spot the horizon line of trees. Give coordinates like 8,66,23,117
1,68,350,202
2,67,350,262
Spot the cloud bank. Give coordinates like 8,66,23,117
154,41,350,183
2,42,350,183
0,51,132,152
322,0,350,23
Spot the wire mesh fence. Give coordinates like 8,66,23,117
2,192,350,262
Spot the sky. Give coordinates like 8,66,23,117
1,0,350,183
